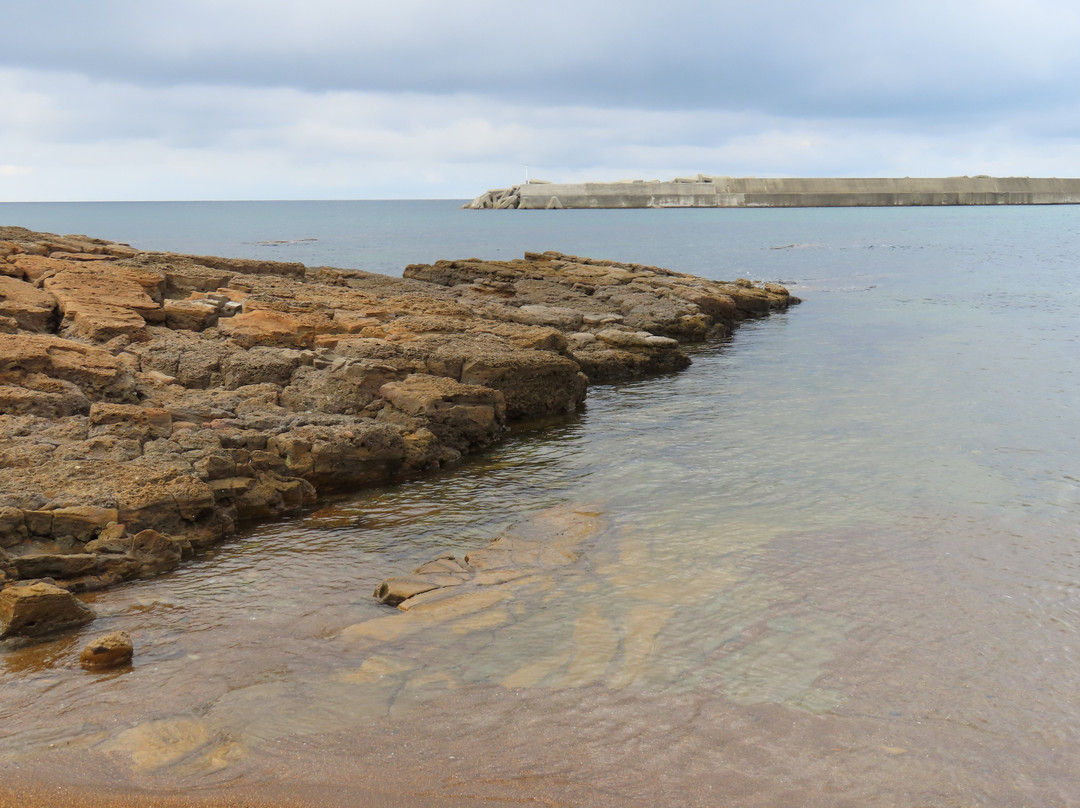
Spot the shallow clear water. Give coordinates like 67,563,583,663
1,202,1079,806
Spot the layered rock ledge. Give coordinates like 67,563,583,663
0,225,797,612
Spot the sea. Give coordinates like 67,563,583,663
1,200,1078,807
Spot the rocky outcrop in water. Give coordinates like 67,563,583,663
79,629,134,669
0,226,797,626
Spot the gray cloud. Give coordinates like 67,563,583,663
3,1,1080,200
5,0,1080,118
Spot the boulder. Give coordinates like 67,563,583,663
0,580,96,639
129,529,185,576
374,554,474,606
79,630,133,669
84,522,129,554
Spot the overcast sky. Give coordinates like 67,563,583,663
3,0,1080,201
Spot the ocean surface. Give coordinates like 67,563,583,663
1,200,1079,806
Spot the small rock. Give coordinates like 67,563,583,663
80,630,133,669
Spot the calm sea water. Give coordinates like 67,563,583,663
1,201,1079,806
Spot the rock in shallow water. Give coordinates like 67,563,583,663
79,629,134,669
0,579,95,639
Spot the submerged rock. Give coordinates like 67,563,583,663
0,227,798,596
371,503,605,612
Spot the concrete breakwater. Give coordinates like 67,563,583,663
0,226,796,639
464,175,1080,209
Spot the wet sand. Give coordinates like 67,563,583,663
4,516,1076,808
0,684,1035,808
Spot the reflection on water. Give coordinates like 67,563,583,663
3,206,1080,805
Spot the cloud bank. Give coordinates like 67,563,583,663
3,0,1080,200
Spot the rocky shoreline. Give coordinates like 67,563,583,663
0,226,797,639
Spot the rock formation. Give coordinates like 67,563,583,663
0,226,797,614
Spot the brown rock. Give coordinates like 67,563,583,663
104,244,141,259
268,422,409,489
57,300,148,342
42,264,163,322
51,506,120,541
0,276,58,332
37,260,167,341
79,630,133,669
0,333,135,400
0,507,28,548
185,254,306,279
0,373,90,416
49,252,113,262
88,402,172,442
8,254,75,282
280,359,405,414
0,580,96,639
217,309,335,348
379,373,507,453
162,299,219,331
85,523,132,554
129,529,184,575
13,553,99,579
0,230,797,599
0,240,25,263
458,349,587,420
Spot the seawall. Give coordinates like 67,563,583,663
464,176,1080,209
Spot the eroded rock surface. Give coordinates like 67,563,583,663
0,226,797,600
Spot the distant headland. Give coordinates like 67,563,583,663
464,175,1080,209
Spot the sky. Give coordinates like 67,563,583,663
3,0,1080,201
